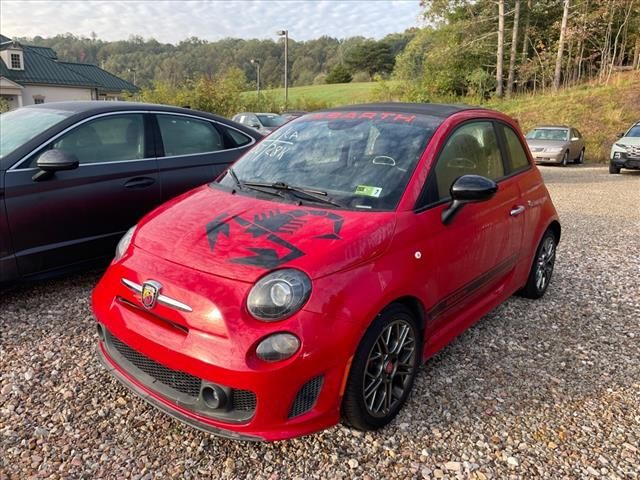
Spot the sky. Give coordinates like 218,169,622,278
0,0,423,43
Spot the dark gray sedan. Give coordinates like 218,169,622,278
0,102,261,286
525,125,585,166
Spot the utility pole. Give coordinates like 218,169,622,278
277,29,289,108
554,0,570,91
251,59,261,95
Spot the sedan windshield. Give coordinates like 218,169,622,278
0,107,73,159
526,128,569,141
257,114,286,128
218,111,440,210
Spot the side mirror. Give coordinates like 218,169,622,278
33,149,79,181
441,175,498,225
571,137,580,141
248,122,261,129
617,132,625,138
37,149,79,172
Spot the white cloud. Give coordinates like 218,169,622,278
0,0,423,43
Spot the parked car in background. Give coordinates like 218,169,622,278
0,102,261,286
93,103,560,441
281,111,307,123
609,121,640,174
232,112,286,135
525,125,585,166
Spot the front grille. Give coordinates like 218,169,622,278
110,333,201,397
530,147,544,153
288,376,323,418
232,390,257,411
103,328,257,422
626,145,640,159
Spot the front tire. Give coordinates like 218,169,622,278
561,151,568,167
609,162,621,174
576,149,585,164
342,304,420,431
518,229,557,299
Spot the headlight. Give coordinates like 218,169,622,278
247,269,311,321
256,333,300,362
114,225,136,261
545,147,564,154
614,143,628,149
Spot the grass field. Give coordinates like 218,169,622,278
243,81,382,105
248,72,639,162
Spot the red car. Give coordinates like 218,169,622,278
93,104,560,441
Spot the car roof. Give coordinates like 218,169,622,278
325,102,483,119
23,101,219,117
531,125,571,129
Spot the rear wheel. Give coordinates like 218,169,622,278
609,162,621,174
342,304,420,431
518,229,557,299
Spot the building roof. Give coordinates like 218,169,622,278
60,62,137,92
0,36,137,93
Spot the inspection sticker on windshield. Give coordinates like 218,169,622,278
355,185,382,198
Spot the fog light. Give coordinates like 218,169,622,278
613,152,621,159
256,333,300,362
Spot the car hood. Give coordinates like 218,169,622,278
617,136,640,146
133,185,396,282
526,139,568,149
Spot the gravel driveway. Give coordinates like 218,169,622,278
1,165,639,480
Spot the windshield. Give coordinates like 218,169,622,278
526,128,569,141
625,125,640,137
217,110,440,210
257,114,286,128
0,107,73,159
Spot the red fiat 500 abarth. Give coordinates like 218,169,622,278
93,104,560,441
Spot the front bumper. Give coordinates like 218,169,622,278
611,154,640,169
532,152,564,164
92,249,351,441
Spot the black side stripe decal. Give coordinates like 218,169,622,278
428,253,519,320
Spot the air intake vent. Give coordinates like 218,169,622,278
288,375,323,418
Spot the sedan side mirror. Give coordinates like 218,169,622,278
617,132,625,138
441,175,498,225
571,137,580,141
33,149,79,181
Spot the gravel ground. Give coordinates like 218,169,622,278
1,165,639,480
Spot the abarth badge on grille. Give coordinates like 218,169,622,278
141,280,162,309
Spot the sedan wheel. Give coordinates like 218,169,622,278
342,304,420,430
576,149,585,164
561,151,568,167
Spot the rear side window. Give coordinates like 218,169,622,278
432,121,504,201
502,125,531,172
30,113,145,166
157,115,223,157
222,126,253,147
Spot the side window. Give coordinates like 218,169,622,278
221,126,253,147
502,125,531,172
157,115,223,157
433,121,504,201
30,114,145,166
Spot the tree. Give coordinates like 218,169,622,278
506,0,521,97
496,0,505,97
326,64,353,83
344,40,395,77
553,0,570,91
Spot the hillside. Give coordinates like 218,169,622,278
490,73,640,162
253,72,639,162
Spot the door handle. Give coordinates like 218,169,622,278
510,205,525,216
124,177,155,188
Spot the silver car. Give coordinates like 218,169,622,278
525,125,585,167
609,121,640,174
231,112,286,136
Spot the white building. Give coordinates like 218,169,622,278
0,34,137,110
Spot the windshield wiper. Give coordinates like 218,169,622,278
242,181,343,208
226,169,286,199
